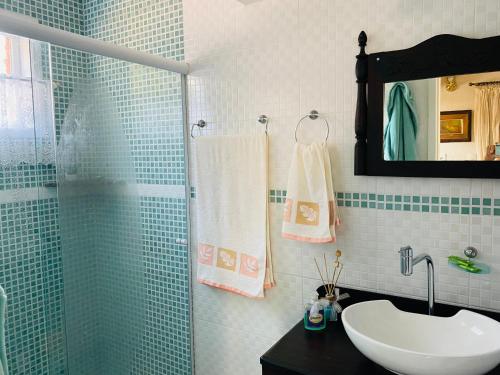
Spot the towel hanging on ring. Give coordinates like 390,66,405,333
283,111,339,243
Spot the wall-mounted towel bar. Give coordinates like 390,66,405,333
190,115,269,138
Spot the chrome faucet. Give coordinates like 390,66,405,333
399,246,435,315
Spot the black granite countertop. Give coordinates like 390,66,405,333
260,288,500,375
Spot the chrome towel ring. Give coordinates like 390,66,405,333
294,110,329,143
190,120,207,138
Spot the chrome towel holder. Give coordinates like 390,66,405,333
191,111,327,141
190,115,269,138
257,114,269,134
295,110,329,142
190,120,206,138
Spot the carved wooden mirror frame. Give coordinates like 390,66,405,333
355,31,500,178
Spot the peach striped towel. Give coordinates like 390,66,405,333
282,142,339,243
194,135,274,298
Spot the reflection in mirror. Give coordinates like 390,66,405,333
383,71,500,161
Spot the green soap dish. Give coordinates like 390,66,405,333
448,252,490,275
448,256,490,275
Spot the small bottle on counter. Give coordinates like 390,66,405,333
322,299,337,322
304,295,326,331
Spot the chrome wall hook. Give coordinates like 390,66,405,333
308,110,319,120
257,115,269,133
257,115,268,124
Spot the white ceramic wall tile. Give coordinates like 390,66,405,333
194,319,277,375
184,1,500,374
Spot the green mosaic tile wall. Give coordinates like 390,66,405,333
0,165,56,191
61,192,190,375
138,196,190,375
83,0,185,185
0,198,64,375
85,55,185,184
58,192,100,375
38,198,66,375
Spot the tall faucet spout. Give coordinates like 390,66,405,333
399,247,435,315
417,254,434,315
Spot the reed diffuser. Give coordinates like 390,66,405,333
314,249,343,302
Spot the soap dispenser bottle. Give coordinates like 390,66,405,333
304,295,326,331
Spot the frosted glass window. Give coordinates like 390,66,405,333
0,33,53,165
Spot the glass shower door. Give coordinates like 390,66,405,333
0,32,63,374
0,31,191,375
55,48,191,375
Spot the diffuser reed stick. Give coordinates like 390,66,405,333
324,254,332,296
314,258,328,291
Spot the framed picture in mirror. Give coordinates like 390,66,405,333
440,110,472,143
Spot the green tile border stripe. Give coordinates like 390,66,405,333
190,187,500,216
321,191,497,216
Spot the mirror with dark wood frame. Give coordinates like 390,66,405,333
355,31,500,178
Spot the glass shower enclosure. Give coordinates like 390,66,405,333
0,31,191,375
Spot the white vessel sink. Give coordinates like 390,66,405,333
341,300,500,375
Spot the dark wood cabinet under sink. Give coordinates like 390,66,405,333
261,288,500,375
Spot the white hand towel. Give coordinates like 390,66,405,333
194,135,274,298
282,142,339,243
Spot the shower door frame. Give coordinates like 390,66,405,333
181,73,196,375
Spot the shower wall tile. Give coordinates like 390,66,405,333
0,198,63,375
58,193,100,375
184,1,500,374
0,1,83,32
136,196,191,375
61,193,190,375
85,56,185,185
0,165,56,191
83,0,184,60
82,0,185,185
38,198,67,374
194,320,277,375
